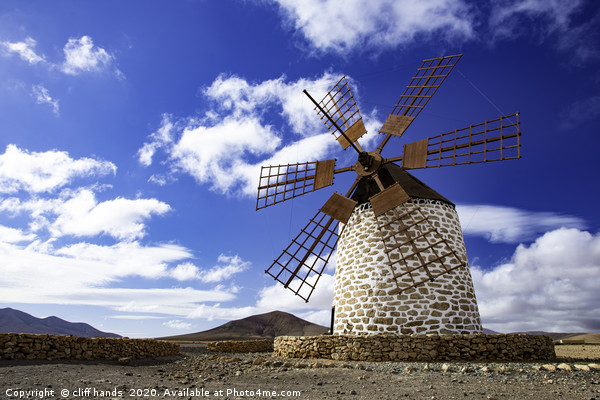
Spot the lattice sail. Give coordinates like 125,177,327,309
380,54,462,139
316,76,366,150
375,201,467,294
256,160,335,210
402,113,521,169
265,210,340,302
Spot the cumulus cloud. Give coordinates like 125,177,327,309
0,225,36,243
0,145,116,194
270,0,595,64
0,237,237,315
472,228,600,332
169,255,251,283
198,254,250,283
0,142,235,316
272,0,474,53
61,35,121,77
1,37,45,64
137,114,174,167
139,73,353,197
49,189,171,241
31,84,60,115
163,320,192,330
170,262,201,281
2,35,124,77
457,204,585,243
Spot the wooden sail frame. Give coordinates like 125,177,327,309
379,54,462,139
375,202,467,294
265,210,340,302
316,76,366,150
256,160,335,210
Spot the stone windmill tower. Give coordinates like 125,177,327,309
256,55,521,335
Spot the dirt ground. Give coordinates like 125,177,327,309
1,345,599,400
555,344,600,360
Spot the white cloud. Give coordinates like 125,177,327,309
1,37,45,64
0,145,116,194
456,204,585,243
272,0,474,53
203,73,337,135
109,315,165,320
171,262,201,281
49,189,171,241
163,320,192,330
186,273,335,325
139,73,359,197
488,0,598,64
0,238,236,315
137,114,174,167
0,143,245,321
559,95,600,130
171,116,281,193
186,303,259,322
3,35,125,78
271,1,595,64
0,225,36,243
61,36,119,76
472,228,600,332
489,0,583,38
198,254,250,283
31,84,60,116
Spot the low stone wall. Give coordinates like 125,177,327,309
207,339,273,353
0,333,179,361
274,334,555,362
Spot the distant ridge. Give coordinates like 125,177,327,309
159,310,329,341
0,307,120,338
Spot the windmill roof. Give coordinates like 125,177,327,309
351,162,454,207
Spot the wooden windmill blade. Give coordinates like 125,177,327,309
313,76,367,150
377,54,462,149
366,183,467,294
265,210,339,302
256,159,336,210
265,190,357,301
389,112,521,170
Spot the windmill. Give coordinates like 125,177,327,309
256,54,521,335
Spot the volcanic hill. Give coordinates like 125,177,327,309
0,307,120,338
159,310,328,341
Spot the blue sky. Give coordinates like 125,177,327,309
0,0,599,337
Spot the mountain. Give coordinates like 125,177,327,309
159,310,329,341
0,307,120,338
482,328,499,334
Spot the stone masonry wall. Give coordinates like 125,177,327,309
274,334,556,362
334,200,481,335
0,333,179,361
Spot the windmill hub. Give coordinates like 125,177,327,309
354,151,382,177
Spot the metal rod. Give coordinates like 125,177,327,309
303,89,361,155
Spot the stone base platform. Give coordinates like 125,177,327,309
274,334,556,362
